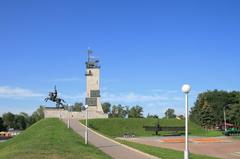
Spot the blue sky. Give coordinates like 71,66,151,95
0,0,240,116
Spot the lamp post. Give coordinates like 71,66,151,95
59,105,61,119
182,84,191,159
85,104,89,145
223,106,227,131
67,104,70,129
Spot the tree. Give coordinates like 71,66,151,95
30,106,44,124
228,104,240,126
164,108,176,119
19,112,30,127
0,117,6,131
2,112,15,129
72,102,83,112
110,104,127,118
102,102,111,114
147,113,158,118
14,114,27,130
190,90,240,129
1,107,46,130
128,105,143,118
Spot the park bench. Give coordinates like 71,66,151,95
143,124,185,136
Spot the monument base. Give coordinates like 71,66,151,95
44,107,108,119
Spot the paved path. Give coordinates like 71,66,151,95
63,119,159,159
121,136,240,159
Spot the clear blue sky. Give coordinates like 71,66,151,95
0,0,240,116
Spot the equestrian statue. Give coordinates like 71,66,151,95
44,86,66,108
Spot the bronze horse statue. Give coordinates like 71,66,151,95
45,86,65,108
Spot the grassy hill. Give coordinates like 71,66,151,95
85,118,222,137
0,118,111,159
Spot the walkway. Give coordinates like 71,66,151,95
63,119,159,159
120,136,240,159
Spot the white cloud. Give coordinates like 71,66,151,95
151,89,178,94
101,91,183,103
61,93,85,101
52,77,82,82
0,86,43,98
61,90,183,104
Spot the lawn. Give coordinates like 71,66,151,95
0,118,111,159
84,118,222,138
119,140,219,159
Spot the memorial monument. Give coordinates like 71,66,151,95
85,49,104,113
44,49,107,119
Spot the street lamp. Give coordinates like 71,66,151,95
85,104,89,145
59,105,61,119
223,106,227,131
67,104,70,129
182,84,191,159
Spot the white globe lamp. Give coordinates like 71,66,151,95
182,84,191,94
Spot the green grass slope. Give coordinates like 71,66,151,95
0,118,111,159
86,118,222,137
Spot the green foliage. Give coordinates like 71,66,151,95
147,114,159,118
0,118,111,159
110,104,128,118
227,104,240,126
128,105,143,118
164,108,176,119
100,102,144,118
84,118,222,137
29,106,44,124
14,114,27,130
1,106,44,130
119,140,218,159
0,117,6,131
102,102,111,114
190,90,240,129
72,102,83,111
2,112,15,129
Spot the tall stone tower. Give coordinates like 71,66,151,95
85,49,104,113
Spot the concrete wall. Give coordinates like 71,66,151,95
44,108,108,119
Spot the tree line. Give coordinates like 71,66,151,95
0,106,44,131
3,90,238,131
102,102,144,118
190,90,240,129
